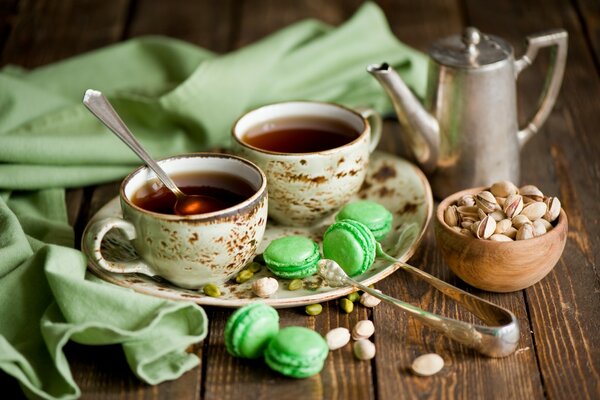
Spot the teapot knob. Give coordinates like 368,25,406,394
462,27,481,56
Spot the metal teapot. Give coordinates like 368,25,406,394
368,27,568,198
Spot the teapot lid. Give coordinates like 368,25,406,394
429,27,513,68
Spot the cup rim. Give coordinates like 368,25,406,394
231,100,369,156
119,152,267,222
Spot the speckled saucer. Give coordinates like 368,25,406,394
82,151,432,308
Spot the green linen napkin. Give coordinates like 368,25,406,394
0,3,427,399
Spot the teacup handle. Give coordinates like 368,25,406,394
355,107,382,153
83,217,157,276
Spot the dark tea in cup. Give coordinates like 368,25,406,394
242,116,359,153
132,172,256,215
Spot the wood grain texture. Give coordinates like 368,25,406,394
466,0,600,399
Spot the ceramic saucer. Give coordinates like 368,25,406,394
83,151,432,308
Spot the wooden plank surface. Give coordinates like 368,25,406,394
1,1,599,399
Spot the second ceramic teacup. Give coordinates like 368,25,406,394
83,153,268,289
232,101,381,226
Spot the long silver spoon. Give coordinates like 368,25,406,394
83,89,216,216
318,258,520,358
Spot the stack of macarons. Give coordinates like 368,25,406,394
335,200,393,241
225,302,329,378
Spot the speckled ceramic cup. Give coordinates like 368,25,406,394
83,153,268,289
232,101,381,226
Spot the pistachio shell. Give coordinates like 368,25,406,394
519,185,544,202
504,226,518,239
489,210,506,222
444,205,460,227
489,234,513,242
252,277,279,298
520,202,547,221
411,353,444,376
537,218,553,231
458,194,476,207
352,320,375,340
326,327,351,350
353,340,376,360
490,180,518,197
516,223,535,240
503,194,524,218
457,206,479,218
360,290,382,308
461,221,474,229
475,190,499,213
476,216,496,239
512,214,531,229
477,208,488,220
496,197,507,207
543,197,561,222
495,219,512,234
533,219,547,236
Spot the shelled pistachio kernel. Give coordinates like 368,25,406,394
247,262,262,273
326,327,351,350
305,303,323,316
353,339,376,360
288,279,303,291
340,298,354,314
203,283,221,298
235,269,254,284
347,292,361,303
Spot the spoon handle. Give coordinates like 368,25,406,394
82,89,184,198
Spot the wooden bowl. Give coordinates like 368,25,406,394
434,187,568,293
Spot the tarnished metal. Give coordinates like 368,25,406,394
369,27,568,198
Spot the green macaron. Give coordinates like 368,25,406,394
224,302,279,359
263,236,321,279
322,220,377,277
264,326,329,378
336,200,393,241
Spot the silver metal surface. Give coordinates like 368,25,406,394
82,89,185,199
369,27,568,198
318,258,520,358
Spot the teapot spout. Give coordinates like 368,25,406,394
368,63,439,174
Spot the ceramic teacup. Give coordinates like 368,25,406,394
83,153,268,289
231,101,381,226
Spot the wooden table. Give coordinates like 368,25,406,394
2,1,599,399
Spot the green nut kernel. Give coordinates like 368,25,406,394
203,283,221,298
347,292,360,303
288,279,303,291
236,269,254,284
253,253,265,264
340,298,354,314
305,303,323,316
247,262,262,273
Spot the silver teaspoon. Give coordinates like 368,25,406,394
83,89,217,216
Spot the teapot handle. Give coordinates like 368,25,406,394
515,29,568,147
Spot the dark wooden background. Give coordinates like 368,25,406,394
1,0,599,399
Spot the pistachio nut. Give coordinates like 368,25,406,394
353,339,376,361
470,220,481,236
489,234,513,242
504,226,518,239
360,290,382,308
461,221,474,229
520,202,547,221
533,219,547,237
457,206,479,219
305,303,323,316
544,197,561,222
340,298,354,314
512,214,531,229
235,269,254,283
326,327,351,350
503,194,524,218
411,353,444,376
475,190,499,213
444,205,460,227
516,223,535,240
490,180,518,197
537,218,553,231
520,185,544,202
476,215,496,239
252,277,278,298
352,320,375,341
288,279,303,291
477,208,488,220
495,219,512,234
203,283,221,298
458,194,476,207
496,197,507,207
347,291,361,303
247,262,262,273
489,210,506,222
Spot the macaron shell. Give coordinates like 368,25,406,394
323,220,376,277
336,200,393,241
264,326,329,378
225,302,279,359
